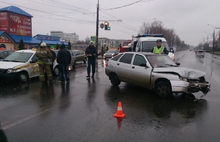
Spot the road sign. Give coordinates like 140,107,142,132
90,36,96,42
100,23,104,29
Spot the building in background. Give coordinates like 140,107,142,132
51,31,79,43
0,6,38,49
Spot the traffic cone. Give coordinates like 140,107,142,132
114,102,126,118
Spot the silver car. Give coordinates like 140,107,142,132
105,52,210,98
104,50,119,60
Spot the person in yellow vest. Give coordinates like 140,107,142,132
36,42,53,84
152,39,168,55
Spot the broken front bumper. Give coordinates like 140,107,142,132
170,80,211,95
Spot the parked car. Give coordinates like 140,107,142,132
0,49,60,82
195,49,205,57
71,50,87,65
0,50,14,61
53,49,76,70
103,50,119,60
105,52,210,98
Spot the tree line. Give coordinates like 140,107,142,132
139,20,190,50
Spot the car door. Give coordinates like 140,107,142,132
130,54,152,88
116,53,134,82
79,50,84,62
29,54,39,77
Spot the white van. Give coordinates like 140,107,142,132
132,34,175,60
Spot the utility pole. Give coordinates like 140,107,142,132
95,0,99,72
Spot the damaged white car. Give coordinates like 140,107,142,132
105,52,210,98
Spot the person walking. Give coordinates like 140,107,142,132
85,42,97,79
47,45,56,76
57,44,71,82
36,42,53,84
152,39,168,55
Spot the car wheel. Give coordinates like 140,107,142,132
110,73,121,86
155,81,171,98
18,72,29,83
83,58,86,64
53,66,60,76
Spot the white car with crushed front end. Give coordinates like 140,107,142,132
105,52,210,98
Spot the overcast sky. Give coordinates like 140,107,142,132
0,0,220,46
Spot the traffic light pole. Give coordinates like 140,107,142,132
95,0,99,72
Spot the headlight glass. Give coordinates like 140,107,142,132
7,68,14,73
179,76,187,81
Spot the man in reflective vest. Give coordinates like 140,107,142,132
152,39,168,54
36,42,53,84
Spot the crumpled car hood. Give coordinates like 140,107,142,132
153,67,206,79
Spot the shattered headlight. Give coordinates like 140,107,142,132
179,76,187,81
7,68,15,73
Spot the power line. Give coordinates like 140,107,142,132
0,1,95,23
101,0,145,11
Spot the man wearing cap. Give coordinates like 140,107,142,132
85,42,97,78
36,42,53,84
152,39,168,55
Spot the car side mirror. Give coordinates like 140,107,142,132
30,60,37,63
176,63,180,66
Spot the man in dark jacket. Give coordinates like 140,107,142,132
57,44,71,82
85,42,97,78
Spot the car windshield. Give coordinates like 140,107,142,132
4,52,33,63
146,54,177,68
71,50,78,54
142,41,170,52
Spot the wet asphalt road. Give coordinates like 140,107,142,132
0,51,220,142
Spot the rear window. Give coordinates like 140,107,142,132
198,50,204,53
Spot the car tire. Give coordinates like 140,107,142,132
18,72,29,83
83,58,86,64
155,81,171,98
110,73,121,86
53,66,60,76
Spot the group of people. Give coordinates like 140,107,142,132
36,41,98,84
36,42,71,84
36,39,165,84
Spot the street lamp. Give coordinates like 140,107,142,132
207,24,220,53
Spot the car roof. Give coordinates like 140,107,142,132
138,37,167,42
15,50,36,53
122,52,156,56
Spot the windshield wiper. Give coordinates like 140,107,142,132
165,64,177,67
11,60,20,62
2,59,10,62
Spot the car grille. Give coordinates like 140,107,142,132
187,76,205,83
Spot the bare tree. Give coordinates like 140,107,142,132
139,20,189,50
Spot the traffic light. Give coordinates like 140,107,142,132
104,21,109,30
104,21,110,30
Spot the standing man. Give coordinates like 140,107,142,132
36,42,53,84
47,45,56,76
57,44,71,82
85,42,97,78
152,39,168,55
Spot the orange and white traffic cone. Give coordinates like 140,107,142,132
113,102,126,118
